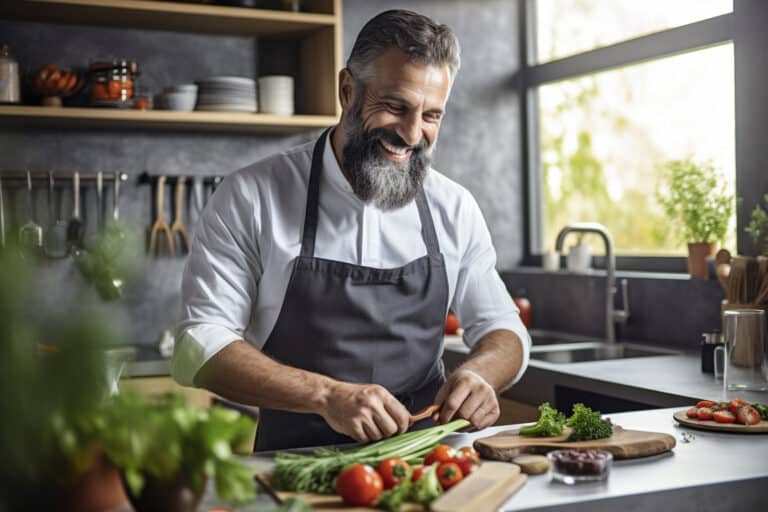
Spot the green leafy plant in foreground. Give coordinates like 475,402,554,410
519,402,566,437
657,159,734,244
98,393,256,503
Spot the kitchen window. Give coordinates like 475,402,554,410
520,0,746,270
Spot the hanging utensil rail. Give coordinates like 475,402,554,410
0,171,128,182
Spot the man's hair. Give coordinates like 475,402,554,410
346,9,461,82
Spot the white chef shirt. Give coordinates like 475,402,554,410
172,131,531,387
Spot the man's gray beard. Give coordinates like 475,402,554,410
341,110,433,210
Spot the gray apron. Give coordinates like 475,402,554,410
254,129,450,451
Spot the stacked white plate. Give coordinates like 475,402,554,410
258,75,294,115
195,76,257,112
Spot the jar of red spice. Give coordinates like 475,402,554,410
89,59,139,106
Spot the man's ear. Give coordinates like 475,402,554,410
338,68,355,111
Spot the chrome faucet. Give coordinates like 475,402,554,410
554,223,630,343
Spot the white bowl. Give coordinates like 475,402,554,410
163,90,197,111
164,83,198,94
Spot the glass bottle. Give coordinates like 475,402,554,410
0,44,21,104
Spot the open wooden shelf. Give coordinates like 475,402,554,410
0,105,337,133
0,0,337,36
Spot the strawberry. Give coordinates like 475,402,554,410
696,400,715,408
685,407,699,419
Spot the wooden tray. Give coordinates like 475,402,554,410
673,410,768,433
474,425,675,461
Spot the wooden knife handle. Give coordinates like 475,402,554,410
409,404,440,425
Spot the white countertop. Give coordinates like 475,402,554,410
445,407,768,511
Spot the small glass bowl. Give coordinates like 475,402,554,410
547,449,613,484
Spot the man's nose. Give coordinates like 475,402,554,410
397,113,423,147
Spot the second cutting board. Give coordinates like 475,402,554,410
474,425,675,460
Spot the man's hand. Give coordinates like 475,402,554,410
433,369,499,430
321,381,411,443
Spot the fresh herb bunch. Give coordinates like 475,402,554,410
657,159,734,244
566,403,614,442
271,419,469,494
519,402,566,437
753,403,768,421
98,393,256,503
745,193,768,256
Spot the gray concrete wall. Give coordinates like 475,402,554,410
0,2,523,347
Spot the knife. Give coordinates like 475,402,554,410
409,404,440,425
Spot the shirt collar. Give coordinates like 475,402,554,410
323,127,354,194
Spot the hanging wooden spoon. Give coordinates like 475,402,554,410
171,176,190,254
148,175,175,256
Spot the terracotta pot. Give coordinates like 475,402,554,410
687,242,717,279
124,473,205,512
66,452,128,512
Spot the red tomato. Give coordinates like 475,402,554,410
713,410,736,424
411,465,425,482
685,407,699,419
424,445,457,466
377,457,411,490
696,407,713,421
445,313,460,335
437,462,464,490
696,400,715,408
728,399,747,415
736,405,761,426
336,464,383,506
455,446,480,475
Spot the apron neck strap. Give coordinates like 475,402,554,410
300,128,441,258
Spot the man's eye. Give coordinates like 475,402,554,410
386,103,405,113
425,113,442,122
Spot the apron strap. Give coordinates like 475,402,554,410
299,128,330,258
300,127,442,258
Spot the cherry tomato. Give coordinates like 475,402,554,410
437,462,464,490
455,446,480,475
713,410,736,424
377,457,411,490
696,400,715,408
685,407,699,419
335,464,383,507
424,445,457,466
728,399,747,415
411,465,425,482
696,407,713,421
736,405,761,426
445,313,460,335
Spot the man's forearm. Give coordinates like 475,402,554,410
456,329,524,391
194,340,334,414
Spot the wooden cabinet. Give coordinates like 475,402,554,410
0,0,342,132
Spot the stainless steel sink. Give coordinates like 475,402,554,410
530,341,678,363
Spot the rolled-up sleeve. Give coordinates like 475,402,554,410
172,172,261,386
451,190,530,385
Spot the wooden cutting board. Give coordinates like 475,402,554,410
673,410,768,433
274,462,526,512
474,425,676,460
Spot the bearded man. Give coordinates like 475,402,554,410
173,9,530,451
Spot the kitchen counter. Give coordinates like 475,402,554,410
443,336,768,407
239,407,767,511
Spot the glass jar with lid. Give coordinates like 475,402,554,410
89,59,139,107
0,44,21,104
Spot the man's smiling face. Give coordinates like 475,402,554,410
339,48,453,210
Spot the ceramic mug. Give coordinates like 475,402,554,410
714,309,768,392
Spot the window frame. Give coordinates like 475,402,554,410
517,0,753,271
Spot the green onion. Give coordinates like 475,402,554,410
270,419,469,494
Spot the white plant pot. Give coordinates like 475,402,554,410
566,243,592,272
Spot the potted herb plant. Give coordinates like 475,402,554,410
657,159,734,278
745,193,768,256
0,247,128,512
98,393,256,512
